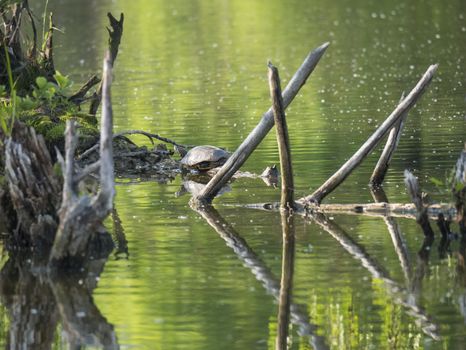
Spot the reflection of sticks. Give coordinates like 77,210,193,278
193,205,329,350
370,188,412,283
50,277,118,349
112,208,129,259
276,211,295,350
311,212,440,340
300,65,437,205
410,235,434,297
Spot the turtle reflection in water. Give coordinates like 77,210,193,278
180,145,230,172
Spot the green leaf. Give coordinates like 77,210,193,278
429,177,443,187
455,182,465,192
53,71,70,89
0,115,8,134
36,76,48,89
17,96,39,111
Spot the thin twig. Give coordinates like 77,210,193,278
370,92,408,187
77,129,186,160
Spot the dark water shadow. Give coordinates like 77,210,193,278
193,204,329,350
0,232,119,349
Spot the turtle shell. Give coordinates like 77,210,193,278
180,145,229,170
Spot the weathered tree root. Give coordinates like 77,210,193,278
4,121,62,251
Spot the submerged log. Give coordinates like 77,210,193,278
244,200,458,221
300,64,438,205
192,42,330,205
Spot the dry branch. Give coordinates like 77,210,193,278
370,92,408,187
43,13,55,74
77,129,185,161
300,64,438,205
49,52,115,265
268,62,294,210
69,74,101,103
404,170,435,236
192,42,330,205
89,13,124,116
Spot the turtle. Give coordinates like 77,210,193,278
180,145,230,171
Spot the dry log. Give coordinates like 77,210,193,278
193,204,329,350
89,13,124,116
300,64,438,205
192,42,330,205
268,62,294,210
243,200,457,221
369,92,408,187
49,52,115,265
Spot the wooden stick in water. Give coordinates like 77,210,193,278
370,92,408,187
300,64,438,205
193,42,330,205
268,62,294,210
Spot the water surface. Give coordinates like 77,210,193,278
3,0,466,348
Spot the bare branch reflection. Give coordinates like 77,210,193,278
310,211,440,340
276,210,295,350
192,204,328,350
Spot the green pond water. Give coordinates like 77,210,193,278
2,0,466,348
